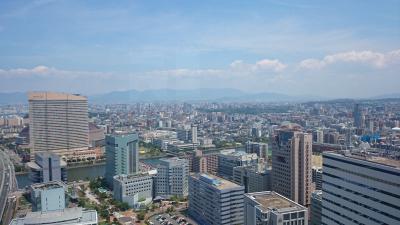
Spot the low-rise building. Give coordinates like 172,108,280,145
113,171,156,208
29,181,67,212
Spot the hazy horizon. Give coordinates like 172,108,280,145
0,0,399,98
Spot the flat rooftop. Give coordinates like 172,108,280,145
9,207,97,225
30,181,65,190
328,151,400,168
28,92,87,101
196,173,241,190
245,191,306,213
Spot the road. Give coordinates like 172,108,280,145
0,150,18,225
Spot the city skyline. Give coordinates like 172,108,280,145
0,0,399,97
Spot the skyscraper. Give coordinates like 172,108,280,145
321,151,400,225
28,92,89,158
191,124,198,144
271,124,312,206
189,173,244,225
353,103,365,129
105,133,139,186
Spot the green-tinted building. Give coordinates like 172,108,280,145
105,133,139,187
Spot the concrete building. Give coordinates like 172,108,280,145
105,133,139,186
246,141,269,161
151,157,189,198
312,166,322,191
233,165,271,193
321,151,400,225
218,151,259,181
27,152,67,184
9,207,98,225
189,173,245,225
310,190,322,225
244,191,308,225
28,92,89,158
191,124,198,144
29,181,67,212
113,171,156,208
353,103,365,129
88,123,105,147
271,125,312,206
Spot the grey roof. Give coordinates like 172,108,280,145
9,207,97,225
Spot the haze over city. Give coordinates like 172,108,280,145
0,0,399,98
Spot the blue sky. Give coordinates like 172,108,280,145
0,0,399,97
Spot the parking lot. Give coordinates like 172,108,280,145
148,212,198,225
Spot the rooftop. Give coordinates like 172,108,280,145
245,191,307,213
196,173,241,190
28,92,87,101
327,151,400,168
9,207,97,225
30,181,65,190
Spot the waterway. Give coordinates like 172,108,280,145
16,158,163,189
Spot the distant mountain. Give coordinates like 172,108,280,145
0,89,326,104
0,92,27,105
371,93,400,99
90,89,324,103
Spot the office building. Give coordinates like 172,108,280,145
105,133,139,186
9,207,98,225
151,157,189,198
244,191,308,225
27,152,67,184
189,173,245,225
312,130,324,144
353,103,365,129
29,181,67,212
113,171,156,208
246,141,269,161
271,124,312,206
310,190,322,225
28,92,89,158
191,124,198,144
233,165,271,193
321,151,400,225
312,167,322,190
218,151,259,180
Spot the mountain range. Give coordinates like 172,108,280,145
0,89,399,105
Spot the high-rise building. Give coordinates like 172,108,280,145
353,103,365,129
28,92,89,158
218,151,259,181
105,133,139,186
29,181,67,212
310,190,322,225
151,157,189,198
233,165,271,193
322,151,400,225
189,173,245,225
312,166,322,190
244,191,308,225
191,124,198,144
246,141,269,161
113,171,156,208
271,125,312,206
27,152,67,183
312,130,324,144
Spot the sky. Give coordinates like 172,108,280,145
0,0,399,98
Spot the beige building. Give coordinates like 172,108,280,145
29,92,89,158
271,123,312,206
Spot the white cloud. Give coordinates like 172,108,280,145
0,65,111,78
299,49,400,69
230,59,287,73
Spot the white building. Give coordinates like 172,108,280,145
152,157,189,198
322,151,400,225
113,171,156,208
244,191,308,225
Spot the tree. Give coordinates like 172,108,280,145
137,211,146,221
